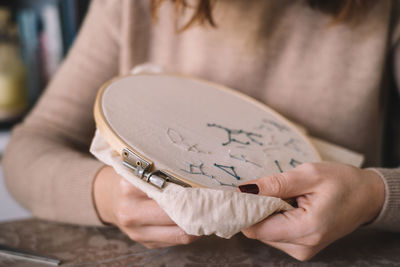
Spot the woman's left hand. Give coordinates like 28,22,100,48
239,162,385,261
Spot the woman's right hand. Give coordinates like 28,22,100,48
93,166,198,248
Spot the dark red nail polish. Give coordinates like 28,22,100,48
239,184,259,194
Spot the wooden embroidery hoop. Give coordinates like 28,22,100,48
94,73,321,189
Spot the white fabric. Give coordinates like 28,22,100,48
130,63,165,75
90,129,292,238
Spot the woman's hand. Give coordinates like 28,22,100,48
239,162,385,261
93,166,198,248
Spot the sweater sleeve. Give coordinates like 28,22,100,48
366,12,400,230
2,0,122,226
366,168,400,231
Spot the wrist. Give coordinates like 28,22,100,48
93,166,119,224
361,169,385,225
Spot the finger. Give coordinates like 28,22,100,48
134,199,177,226
119,199,177,227
128,225,198,246
242,207,308,242
120,178,148,198
239,166,318,198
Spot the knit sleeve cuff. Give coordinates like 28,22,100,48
364,168,400,231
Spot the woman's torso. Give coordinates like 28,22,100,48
116,0,399,166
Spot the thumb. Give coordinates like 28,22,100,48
238,170,315,199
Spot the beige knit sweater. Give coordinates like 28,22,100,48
3,0,400,230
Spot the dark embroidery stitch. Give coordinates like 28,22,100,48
274,160,283,173
180,162,235,187
289,158,302,168
213,163,241,180
207,123,263,146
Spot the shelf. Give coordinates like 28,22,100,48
0,0,90,128
0,0,58,9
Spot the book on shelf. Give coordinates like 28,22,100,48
0,7,28,122
59,0,77,54
17,8,41,104
12,0,90,108
41,4,63,81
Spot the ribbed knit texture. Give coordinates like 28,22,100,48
2,0,400,228
367,168,400,231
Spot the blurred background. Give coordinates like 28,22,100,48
0,0,90,222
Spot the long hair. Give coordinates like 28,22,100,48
151,0,376,32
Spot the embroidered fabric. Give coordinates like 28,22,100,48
90,129,292,238
90,64,363,238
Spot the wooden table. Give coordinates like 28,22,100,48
0,219,399,266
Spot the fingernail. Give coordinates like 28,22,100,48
239,184,259,194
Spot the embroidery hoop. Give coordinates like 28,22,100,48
94,73,321,189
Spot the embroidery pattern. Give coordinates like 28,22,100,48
214,163,241,180
274,160,283,173
180,162,236,187
207,123,263,146
258,118,290,132
167,128,210,154
229,153,262,168
284,138,305,155
289,158,302,168
167,115,313,188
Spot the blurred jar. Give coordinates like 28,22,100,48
0,8,27,121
